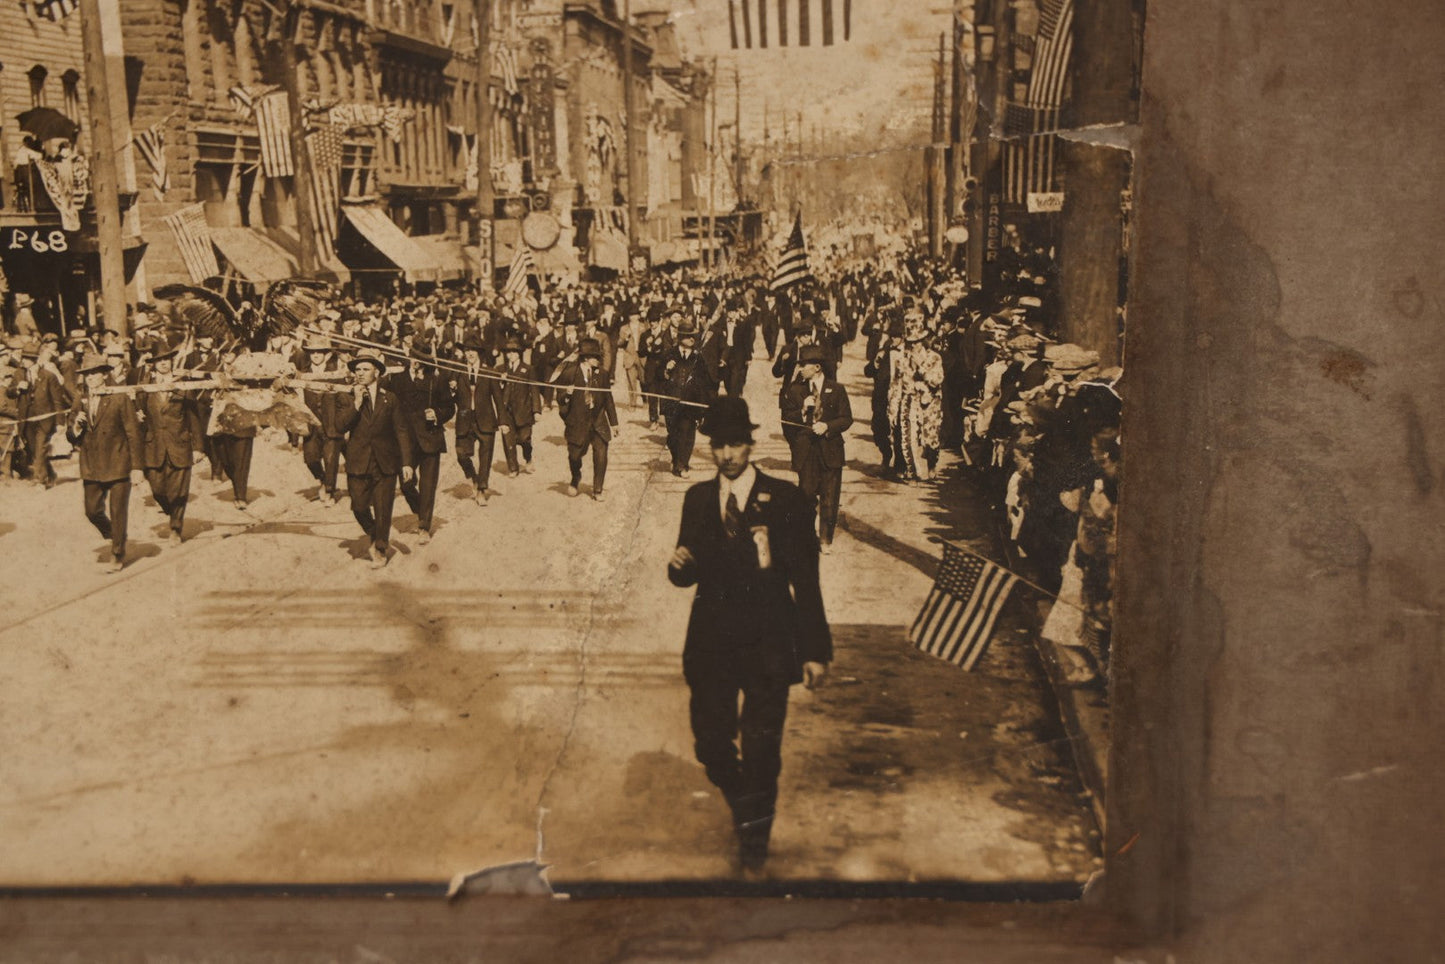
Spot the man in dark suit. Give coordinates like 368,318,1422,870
451,338,502,504
341,350,414,569
558,337,619,501
297,334,348,504
138,337,197,545
10,336,70,488
496,335,540,477
67,353,143,573
780,345,854,550
394,343,456,544
660,324,716,478
712,302,755,398
667,397,832,871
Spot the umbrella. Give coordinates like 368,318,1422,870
17,107,80,144
261,279,334,337
153,284,243,345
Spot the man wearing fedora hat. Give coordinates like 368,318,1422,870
10,334,70,488
557,336,618,500
451,337,503,503
10,292,39,339
341,349,414,568
67,353,143,573
138,335,197,545
394,342,455,543
496,335,541,477
780,344,854,550
668,395,831,872
660,322,716,478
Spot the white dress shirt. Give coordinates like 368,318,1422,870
718,463,758,522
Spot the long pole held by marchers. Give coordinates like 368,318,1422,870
78,0,129,335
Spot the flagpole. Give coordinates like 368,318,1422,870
621,0,639,270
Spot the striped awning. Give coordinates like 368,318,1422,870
340,205,439,283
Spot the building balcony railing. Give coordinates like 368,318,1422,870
370,7,458,61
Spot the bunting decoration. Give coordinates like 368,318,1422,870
731,0,852,48
133,120,170,200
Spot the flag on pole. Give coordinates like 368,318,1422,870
908,542,1019,671
133,121,170,200
162,203,220,284
731,0,850,48
504,244,536,298
305,123,345,257
769,212,811,290
254,90,295,178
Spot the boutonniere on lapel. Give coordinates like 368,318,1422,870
757,491,771,504
750,525,772,569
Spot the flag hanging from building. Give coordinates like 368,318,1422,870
254,90,294,178
730,0,851,48
162,203,220,284
29,0,78,22
769,212,811,290
305,123,345,257
133,121,170,200
503,244,535,298
908,541,1019,671
228,84,281,118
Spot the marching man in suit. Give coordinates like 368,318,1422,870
138,336,198,546
341,349,414,569
451,337,502,505
558,337,619,501
67,353,144,573
667,396,832,872
780,344,854,551
496,335,540,478
394,342,455,544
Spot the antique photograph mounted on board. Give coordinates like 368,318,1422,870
0,0,1136,895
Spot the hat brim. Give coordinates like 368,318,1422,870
348,357,385,371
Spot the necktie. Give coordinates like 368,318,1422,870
362,390,373,414
724,491,744,539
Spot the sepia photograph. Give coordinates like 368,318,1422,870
0,0,1136,896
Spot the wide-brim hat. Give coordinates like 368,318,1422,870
151,335,184,361
303,334,331,352
578,337,603,361
699,396,758,444
77,352,112,375
798,345,826,366
676,324,699,340
348,349,387,372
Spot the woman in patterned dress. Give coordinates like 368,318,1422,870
887,312,946,482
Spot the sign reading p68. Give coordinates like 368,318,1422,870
4,227,71,255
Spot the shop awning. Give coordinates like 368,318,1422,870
268,226,352,285
209,227,297,287
340,206,439,283
588,230,628,271
408,234,470,283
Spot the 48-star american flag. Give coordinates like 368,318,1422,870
909,541,1019,671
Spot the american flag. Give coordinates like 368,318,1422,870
227,84,281,118
730,0,852,48
255,90,295,178
161,203,220,284
503,244,535,298
306,123,345,258
909,542,1018,671
133,120,170,200
30,0,78,22
1003,0,1073,204
769,212,811,291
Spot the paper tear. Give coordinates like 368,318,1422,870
445,860,554,900
1336,764,1399,783
1056,122,1141,152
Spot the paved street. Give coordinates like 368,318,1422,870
0,345,1101,889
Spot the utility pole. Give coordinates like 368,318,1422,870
928,31,947,258
277,2,317,277
733,65,743,207
707,57,718,271
621,0,639,265
476,0,494,249
78,0,127,333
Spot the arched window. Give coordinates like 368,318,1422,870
27,66,47,108
61,70,81,121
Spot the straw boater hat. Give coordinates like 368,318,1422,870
699,396,758,445
348,349,387,372
1045,343,1100,374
